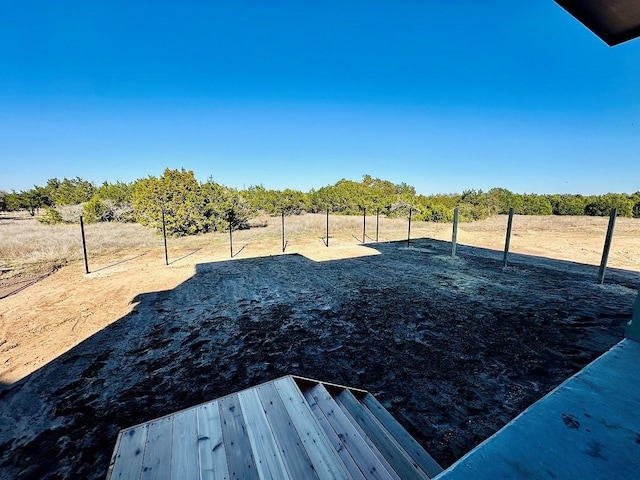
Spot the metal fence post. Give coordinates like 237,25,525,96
451,207,459,257
597,208,617,284
162,210,169,266
376,208,380,242
503,207,514,268
326,209,329,247
407,208,412,247
362,207,366,244
80,216,89,274
282,210,286,252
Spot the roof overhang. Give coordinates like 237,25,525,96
555,0,640,46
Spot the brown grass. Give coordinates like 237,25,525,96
2,212,640,277
0,214,159,274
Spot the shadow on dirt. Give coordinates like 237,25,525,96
0,238,638,479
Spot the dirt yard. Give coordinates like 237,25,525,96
0,214,639,479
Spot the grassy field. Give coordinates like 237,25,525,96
0,212,436,274
2,211,640,279
0,213,158,274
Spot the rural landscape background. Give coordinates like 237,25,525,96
1,176,639,478
2,169,640,277
2,1,639,479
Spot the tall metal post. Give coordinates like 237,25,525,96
326,209,329,247
282,210,286,252
162,210,169,266
229,225,233,258
503,207,514,268
407,208,412,247
80,215,89,274
597,208,617,284
376,208,380,242
362,207,366,244
451,207,459,257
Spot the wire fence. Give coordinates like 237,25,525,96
75,208,624,283
1,209,638,300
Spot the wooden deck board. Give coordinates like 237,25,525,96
335,389,429,480
171,407,199,480
109,376,441,480
302,388,368,480
109,424,149,480
361,393,443,478
196,401,229,480
255,382,320,480
273,377,350,480
238,388,291,480
197,401,230,480
306,383,398,480
141,416,173,480
219,393,259,480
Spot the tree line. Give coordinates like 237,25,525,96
1,170,639,236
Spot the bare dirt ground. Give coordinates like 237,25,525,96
0,214,639,479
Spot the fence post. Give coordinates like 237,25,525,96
229,225,233,258
80,215,89,274
326,209,329,247
162,210,169,266
503,207,514,268
451,207,459,257
376,208,380,242
282,210,286,252
407,208,412,247
597,208,617,284
362,207,366,244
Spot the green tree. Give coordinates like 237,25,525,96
83,181,134,223
202,181,254,231
308,175,417,216
242,185,273,213
16,186,51,215
632,192,640,218
458,189,491,220
38,207,64,224
552,194,586,215
487,188,523,214
46,177,96,205
132,168,210,235
95,181,133,203
221,191,254,231
241,186,309,215
584,194,633,217
131,168,255,235
414,196,454,222
272,189,309,215
5,192,20,211
522,194,553,215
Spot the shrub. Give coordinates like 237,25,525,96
132,168,255,236
38,207,64,225
83,197,135,223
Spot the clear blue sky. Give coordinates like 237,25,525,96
1,1,638,195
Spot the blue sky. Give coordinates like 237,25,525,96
1,1,639,195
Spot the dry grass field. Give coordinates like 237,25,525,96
2,212,639,278
1,212,639,479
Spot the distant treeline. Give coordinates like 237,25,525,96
1,170,639,236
